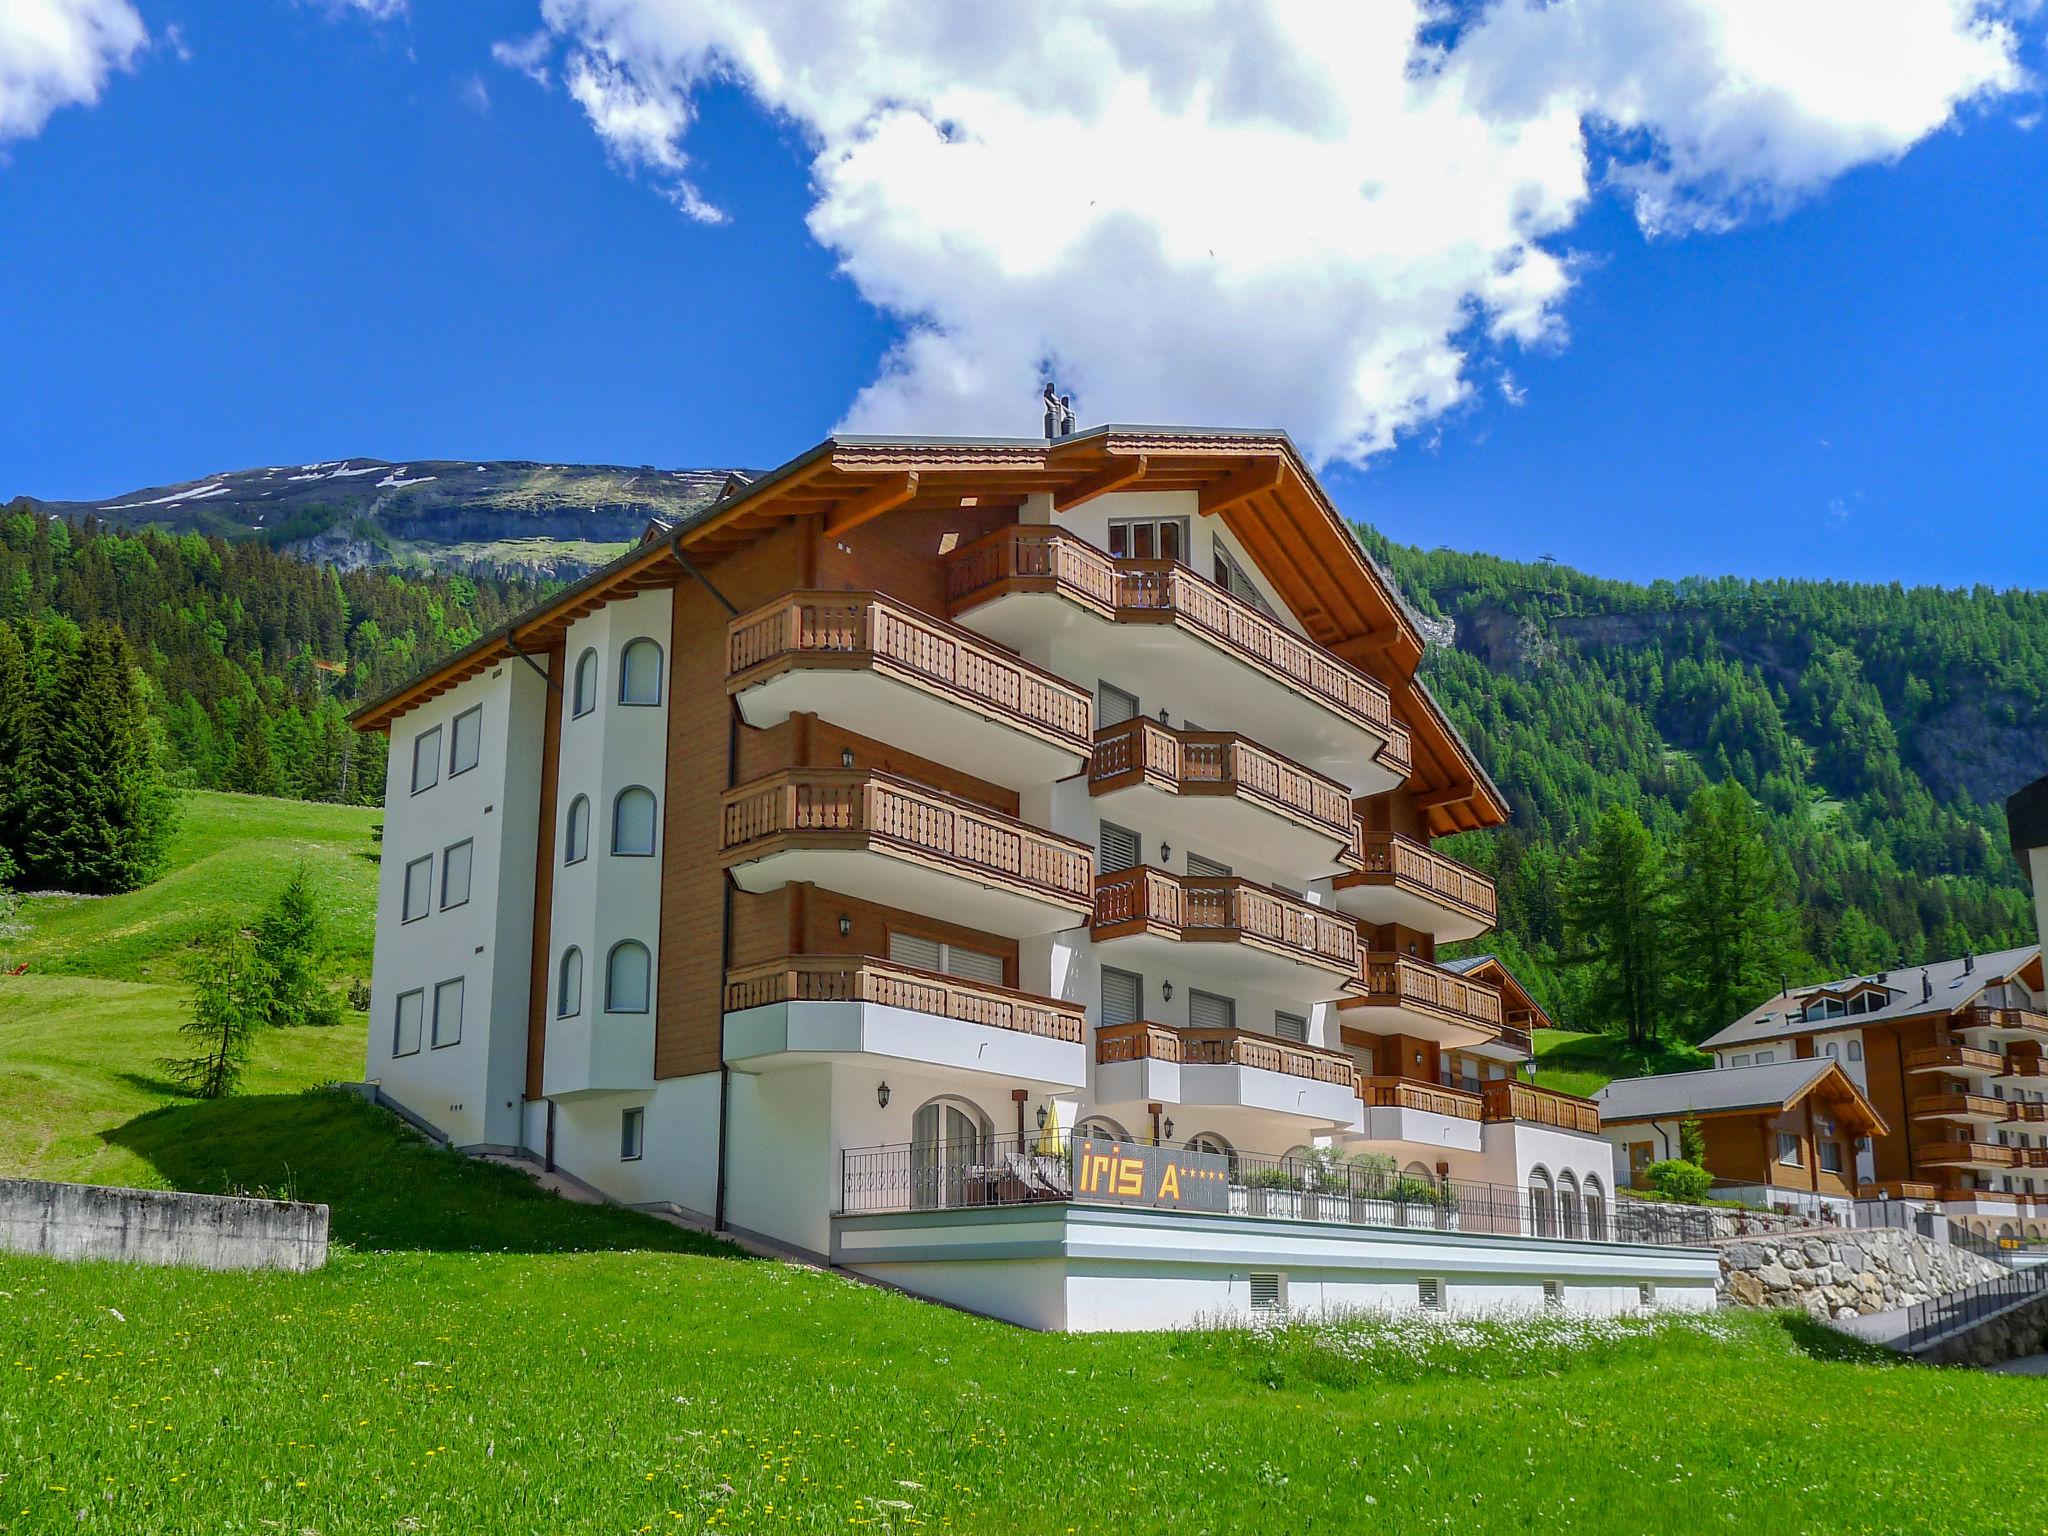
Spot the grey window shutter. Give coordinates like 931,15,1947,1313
945,945,1005,987
1098,821,1141,873
888,932,943,972
1101,967,1142,1028
1097,682,1139,726
1186,853,1232,879
1188,990,1235,1030
1275,1011,1307,1043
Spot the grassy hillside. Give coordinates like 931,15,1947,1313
1532,1029,1711,1098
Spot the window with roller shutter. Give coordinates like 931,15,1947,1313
1101,967,1143,1028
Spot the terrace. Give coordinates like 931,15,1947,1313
1339,952,1504,1048
1093,867,1362,1003
1326,828,1497,943
1092,1021,1362,1130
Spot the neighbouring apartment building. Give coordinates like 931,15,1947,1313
355,422,1716,1328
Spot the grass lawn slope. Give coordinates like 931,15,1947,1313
1533,1028,1710,1098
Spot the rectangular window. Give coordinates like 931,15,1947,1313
621,1106,645,1161
1730,1053,1750,1066
1107,515,1189,563
411,726,442,794
449,705,482,777
392,989,424,1056
1188,989,1235,1031
1753,1050,1775,1065
402,854,433,922
1186,853,1232,879
440,839,473,910
1819,1141,1844,1174
885,932,1005,987
1275,1011,1308,1044
1097,820,1141,873
430,977,464,1048
1096,681,1139,727
1101,967,1143,1028
1777,1132,1802,1167
1213,543,1277,617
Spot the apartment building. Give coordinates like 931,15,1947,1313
1629,944,2047,1241
355,423,1716,1328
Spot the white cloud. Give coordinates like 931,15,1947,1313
0,0,146,143
520,0,2029,461
459,72,490,115
492,30,555,88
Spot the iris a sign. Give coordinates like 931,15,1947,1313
1073,1137,1229,1212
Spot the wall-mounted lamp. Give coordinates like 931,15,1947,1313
876,1082,891,1110
1036,1103,1049,1131
841,749,855,768
1160,842,1172,863
1162,1117,1175,1141
1161,980,1174,1002
1157,707,1170,725
838,914,853,937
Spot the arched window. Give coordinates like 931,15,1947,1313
1823,1041,1839,1059
557,947,583,1019
1847,1040,1864,1062
1584,1175,1607,1240
572,648,599,718
1529,1166,1558,1238
612,786,657,856
564,795,591,864
1559,1171,1582,1239
912,1098,988,1209
1076,1116,1131,1144
619,638,663,706
1190,1132,1238,1174
605,940,650,1013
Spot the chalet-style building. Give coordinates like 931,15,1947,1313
354,421,1715,1327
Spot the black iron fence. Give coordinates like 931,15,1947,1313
840,1133,1714,1247
1851,1198,2024,1267
1897,1265,2048,1352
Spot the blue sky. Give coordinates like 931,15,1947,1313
1,0,2043,589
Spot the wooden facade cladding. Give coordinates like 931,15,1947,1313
726,589,1092,756
724,955,1085,1044
522,644,566,1101
1091,867,1362,980
1087,716,1352,840
1360,1076,1481,1121
943,525,1414,777
719,768,1095,910
1478,1080,1601,1136
1094,1020,1358,1087
1334,827,1497,928
1347,953,1505,1033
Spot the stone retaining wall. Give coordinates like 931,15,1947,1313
1718,1227,2001,1318
0,1179,329,1273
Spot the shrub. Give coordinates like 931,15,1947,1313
1645,1159,1713,1201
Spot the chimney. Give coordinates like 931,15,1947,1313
1921,970,1933,1003
1059,393,1076,435
1042,381,1061,440
1965,953,1975,975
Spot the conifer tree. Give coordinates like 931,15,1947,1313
0,621,29,867
255,866,341,1028
224,704,280,796
164,923,269,1099
1669,779,1803,1039
1561,804,1672,1047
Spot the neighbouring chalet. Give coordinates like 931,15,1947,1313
352,418,1718,1328
1594,1061,1889,1219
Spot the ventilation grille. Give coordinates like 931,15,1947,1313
1543,1279,1564,1311
1248,1273,1283,1313
1638,1281,1658,1308
1417,1277,1443,1311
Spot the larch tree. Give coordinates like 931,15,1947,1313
1561,804,1672,1047
1670,778,1803,1040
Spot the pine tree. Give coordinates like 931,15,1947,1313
0,621,29,868
163,924,269,1098
15,624,174,893
254,865,341,1028
1669,779,1803,1039
1561,804,1672,1047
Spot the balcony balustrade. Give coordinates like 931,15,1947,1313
1327,827,1497,941
1961,1006,2048,1045
1359,1076,1481,1121
1478,1079,1603,1136
1905,1044,2006,1078
1340,953,1504,1047
724,955,1085,1045
1094,1021,1358,1088
1909,1091,2012,1124
1917,1141,2017,1172
1092,868,1361,999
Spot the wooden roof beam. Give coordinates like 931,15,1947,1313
1197,455,1285,517
823,471,919,539
1053,454,1149,512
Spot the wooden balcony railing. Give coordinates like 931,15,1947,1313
721,769,1094,908
2003,1056,2047,1081
726,590,1093,755
1348,953,1504,1034
945,526,1412,776
723,955,1085,1043
1909,1092,2011,1121
1905,1044,2006,1076
1360,1075,1481,1122
1089,717,1352,841
1859,1179,1941,1202
1917,1141,2016,1170
1093,868,1361,979
1336,828,1497,927
1963,1006,2048,1041
1094,1021,1357,1087
2014,1148,2048,1170
1479,1080,1602,1135
2008,1102,2048,1124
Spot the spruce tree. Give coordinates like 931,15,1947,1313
164,923,269,1099
1669,779,1803,1039
0,621,28,869
1561,804,1672,1047
16,624,174,893
224,705,280,797
255,866,341,1028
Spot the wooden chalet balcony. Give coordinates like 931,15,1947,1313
2014,1148,2048,1171
721,769,1093,937
724,955,1085,1044
1479,1080,1602,1136
944,526,1411,792
1910,1091,2012,1125
1859,1179,1941,1202
1092,868,1361,1001
1917,1141,2017,1172
1339,953,1504,1048
726,590,1093,790
2008,1101,2048,1124
1962,1006,2048,1044
1095,1021,1357,1088
1905,1044,2006,1078
1998,1055,2047,1084
1089,717,1354,874
1359,1076,1481,1122
1327,827,1497,942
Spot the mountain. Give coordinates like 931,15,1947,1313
22,459,737,580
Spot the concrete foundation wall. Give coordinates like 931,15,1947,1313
0,1179,329,1273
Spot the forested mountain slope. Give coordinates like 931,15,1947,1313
1361,532,2047,1032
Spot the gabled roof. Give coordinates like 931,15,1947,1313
349,426,1509,833
1441,953,1555,1031
1595,1060,1888,1136
1698,944,2043,1051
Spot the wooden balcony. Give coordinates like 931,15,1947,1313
2014,1148,2048,1171
1905,1044,2005,1078
1910,1091,2012,1125
724,955,1085,1044
1961,1006,2048,1044
1479,1080,1602,1136
1998,1055,2047,1084
1092,868,1361,1001
1095,1021,1357,1087
944,526,1410,791
721,769,1093,937
1339,953,1504,1047
726,590,1093,790
2008,1101,2048,1124
1917,1141,2016,1172
1858,1179,1940,1202
1359,1075,1481,1122
1327,827,1496,942
1089,717,1354,873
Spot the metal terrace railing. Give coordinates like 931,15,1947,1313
1896,1266,2048,1353
838,1133,1712,1247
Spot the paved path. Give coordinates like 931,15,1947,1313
1989,1354,2048,1376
